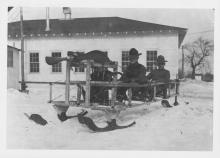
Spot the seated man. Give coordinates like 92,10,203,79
146,55,170,100
90,67,113,105
117,48,147,101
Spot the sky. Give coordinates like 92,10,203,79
8,7,214,44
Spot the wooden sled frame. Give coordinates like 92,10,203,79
20,59,180,114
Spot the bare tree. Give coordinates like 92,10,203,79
184,37,213,79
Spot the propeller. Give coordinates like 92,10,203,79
45,50,112,66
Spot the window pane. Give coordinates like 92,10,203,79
146,51,157,72
52,52,62,72
30,53,39,72
121,51,130,72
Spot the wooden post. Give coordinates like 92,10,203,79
173,79,179,106
168,83,171,97
128,88,132,106
182,45,185,78
48,82,52,103
85,60,91,107
153,86,156,101
176,79,180,95
20,7,26,91
77,84,82,105
111,62,118,107
65,60,70,105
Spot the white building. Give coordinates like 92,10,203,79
7,45,20,89
8,17,187,82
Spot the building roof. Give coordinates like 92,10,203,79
8,16,187,47
7,45,20,51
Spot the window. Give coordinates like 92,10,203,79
52,52,62,72
121,51,130,72
30,52,39,72
7,50,13,67
146,51,157,72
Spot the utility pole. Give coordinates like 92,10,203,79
182,45,185,78
20,7,26,91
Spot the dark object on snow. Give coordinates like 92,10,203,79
24,113,48,126
57,112,76,122
185,101,189,105
76,110,136,132
161,99,172,108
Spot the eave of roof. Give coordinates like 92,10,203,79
7,45,20,51
8,16,187,47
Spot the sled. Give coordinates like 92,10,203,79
45,52,180,116
20,50,180,119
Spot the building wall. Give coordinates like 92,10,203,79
8,32,179,82
7,48,20,89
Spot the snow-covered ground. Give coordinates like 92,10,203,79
7,80,213,150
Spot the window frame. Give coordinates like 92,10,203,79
51,51,62,73
146,50,158,72
121,50,130,72
29,52,40,73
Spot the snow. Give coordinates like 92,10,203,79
7,80,213,150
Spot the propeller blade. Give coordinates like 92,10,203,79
45,56,67,65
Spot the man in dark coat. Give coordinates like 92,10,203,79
146,55,170,100
117,48,147,101
90,67,114,105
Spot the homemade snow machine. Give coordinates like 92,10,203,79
44,50,180,117
20,50,180,132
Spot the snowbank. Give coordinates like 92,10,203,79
7,80,213,150
180,79,213,99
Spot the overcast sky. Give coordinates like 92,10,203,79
8,7,214,44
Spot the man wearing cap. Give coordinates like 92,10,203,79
146,55,170,99
121,48,146,82
117,48,147,101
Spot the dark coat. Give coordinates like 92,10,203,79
90,70,114,104
146,68,170,83
146,68,170,99
121,62,146,83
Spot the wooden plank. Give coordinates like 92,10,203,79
65,60,70,105
48,83,52,103
85,60,91,107
19,81,86,85
128,88,132,106
153,86,156,100
168,84,171,97
19,80,178,88
111,62,118,107
81,60,117,69
77,84,82,105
